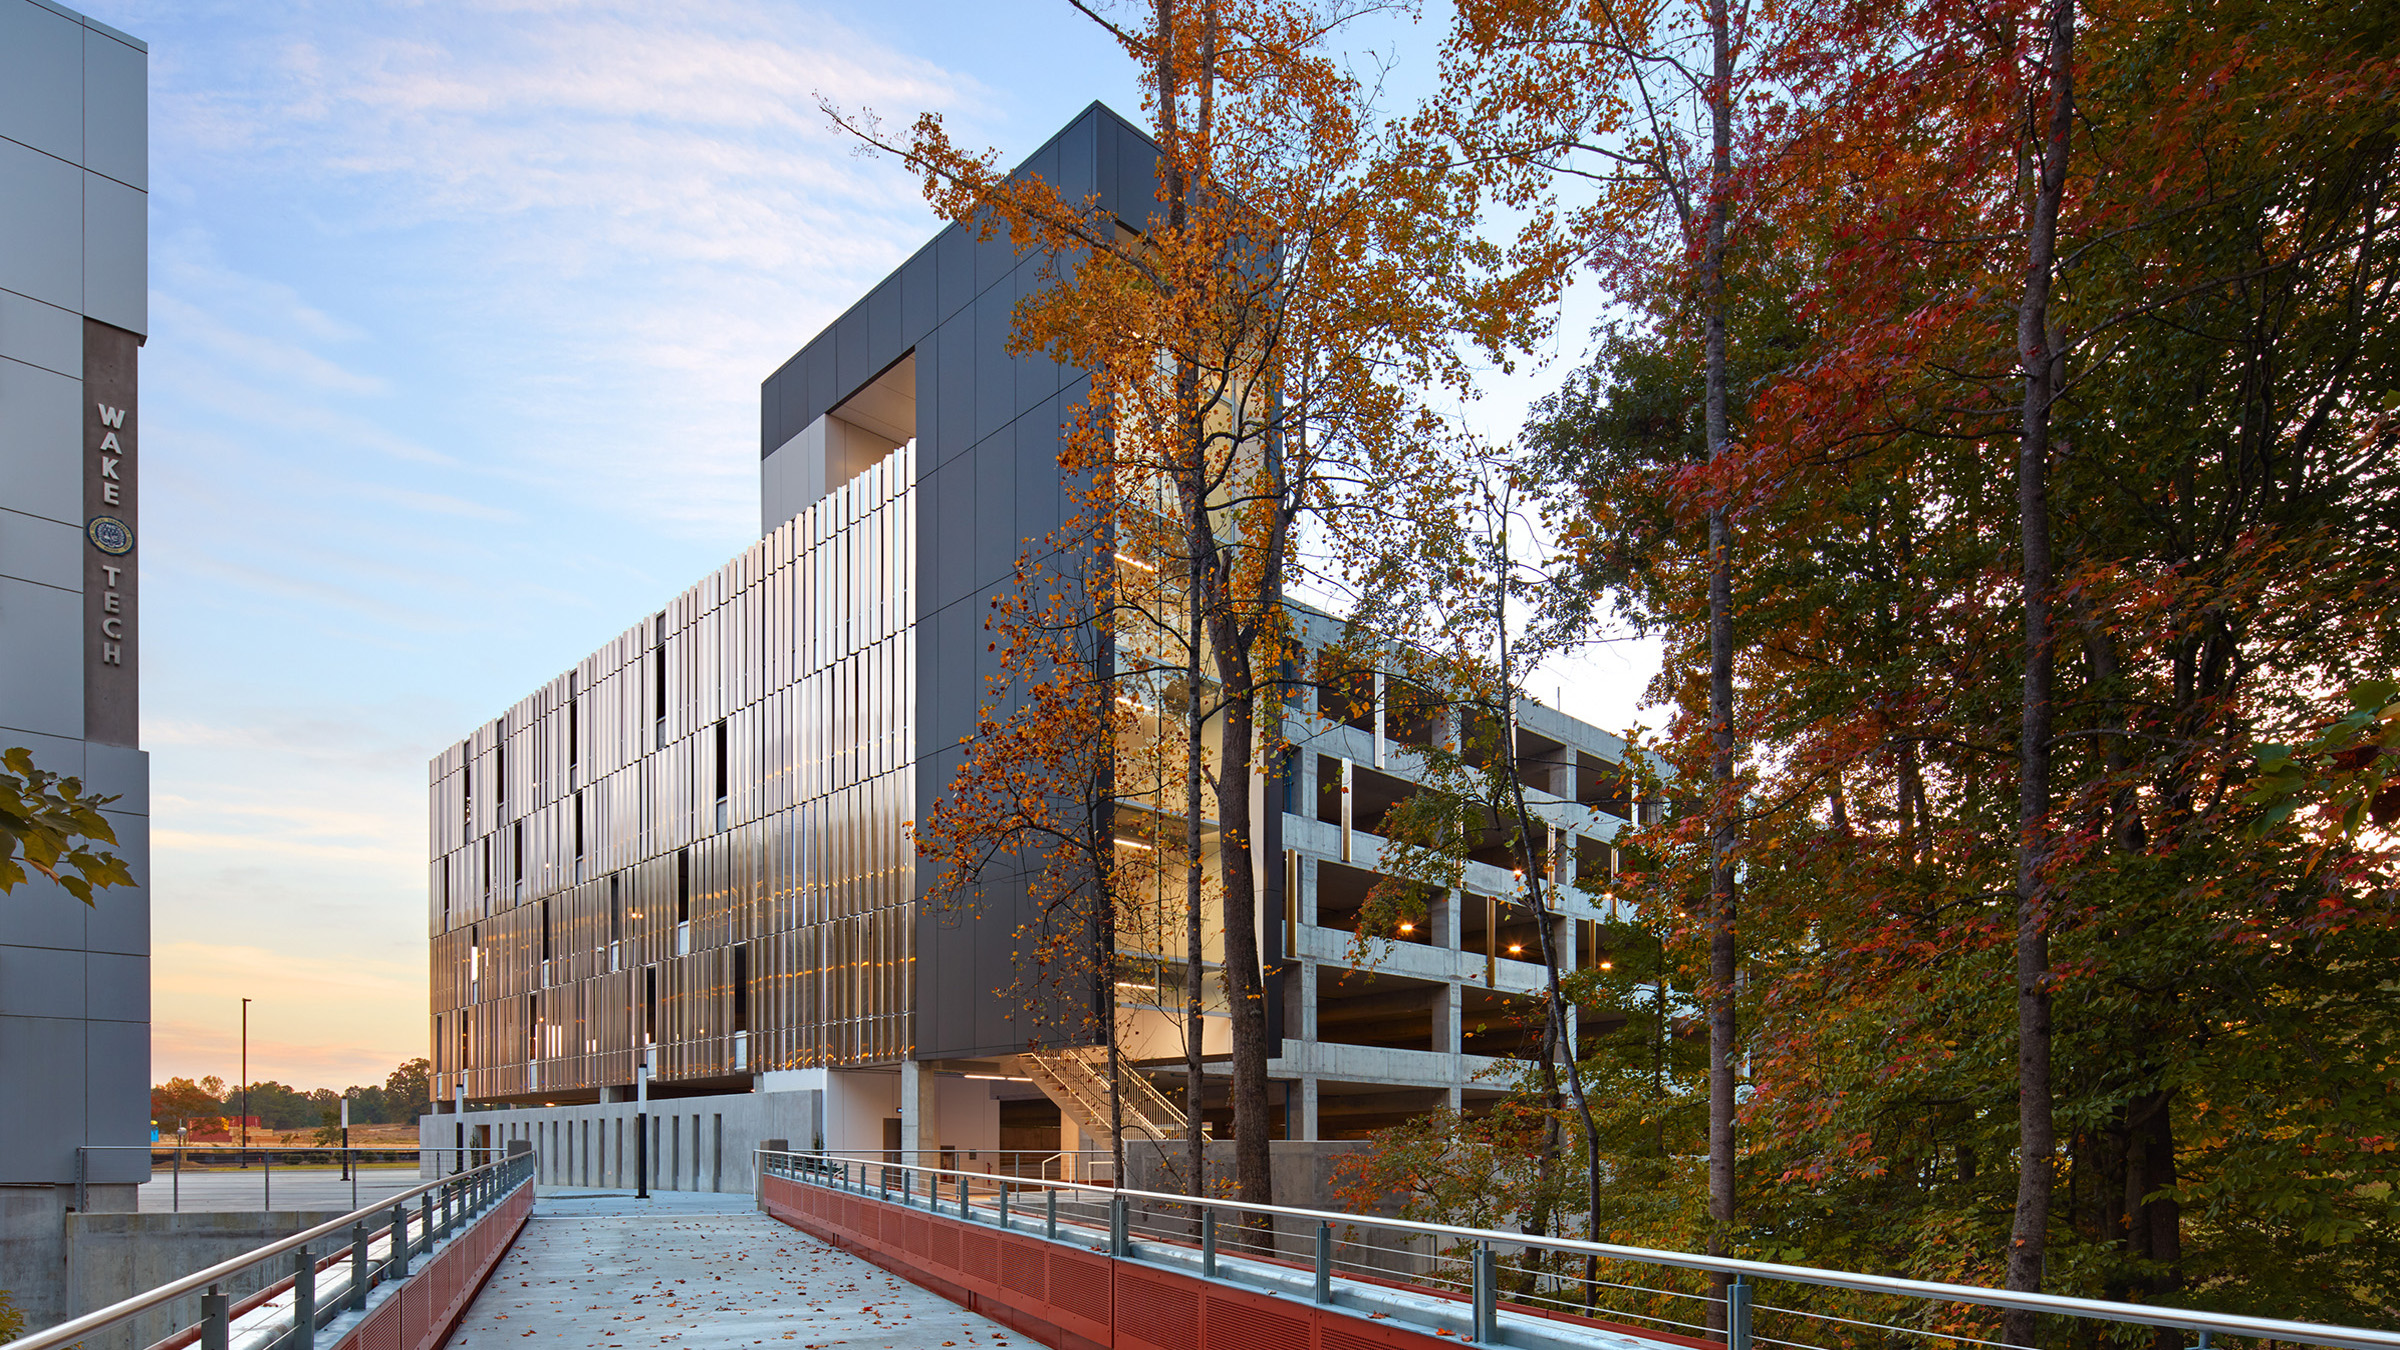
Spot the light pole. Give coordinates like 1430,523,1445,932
240,997,251,1166
634,1058,649,1200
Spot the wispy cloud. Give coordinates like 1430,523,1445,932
79,0,1120,1095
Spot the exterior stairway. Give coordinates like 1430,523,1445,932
1017,1046,1197,1145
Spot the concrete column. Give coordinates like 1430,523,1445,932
1298,962,1318,1043
1435,983,1461,1056
1439,887,1461,951
1297,1077,1320,1141
898,1060,934,1168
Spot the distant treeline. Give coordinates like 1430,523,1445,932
152,1058,432,1131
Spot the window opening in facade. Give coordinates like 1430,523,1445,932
713,719,728,831
675,848,691,956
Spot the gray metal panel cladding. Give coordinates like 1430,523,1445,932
933,310,975,468
900,247,939,347
867,274,904,368
973,423,1018,592
935,225,976,332
1016,394,1066,545
722,102,1165,1062
833,306,868,399
756,101,1151,460
971,286,1015,444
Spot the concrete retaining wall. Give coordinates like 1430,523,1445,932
420,1089,821,1193
56,1209,350,1350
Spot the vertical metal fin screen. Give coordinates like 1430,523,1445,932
428,444,918,1100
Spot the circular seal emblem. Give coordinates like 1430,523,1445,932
87,515,134,556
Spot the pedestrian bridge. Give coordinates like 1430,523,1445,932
19,1148,2399,1350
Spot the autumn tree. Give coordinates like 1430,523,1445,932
151,1076,224,1128
1412,0,2400,1336
837,0,1506,1213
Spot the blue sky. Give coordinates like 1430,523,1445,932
79,0,1653,1089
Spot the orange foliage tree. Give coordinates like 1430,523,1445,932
831,0,1514,1212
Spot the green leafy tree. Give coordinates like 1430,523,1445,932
151,1076,224,1129
385,1058,432,1123
1,746,132,904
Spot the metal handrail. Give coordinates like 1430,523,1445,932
13,1152,531,1350
758,1149,2400,1350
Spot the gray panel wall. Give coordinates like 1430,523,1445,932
759,104,1162,1062
0,13,151,1319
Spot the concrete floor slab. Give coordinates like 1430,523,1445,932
445,1191,1028,1349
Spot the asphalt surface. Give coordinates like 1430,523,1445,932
136,1164,426,1213
441,1189,1026,1349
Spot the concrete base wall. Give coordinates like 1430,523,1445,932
1,1181,136,1334
57,1208,353,1350
420,1089,822,1194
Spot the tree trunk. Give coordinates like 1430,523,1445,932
2004,4,2073,1344
1151,0,1213,1212
2140,1090,2182,1350
1701,0,1739,1331
1213,680,1275,1218
1491,519,1607,1300
1184,506,1208,1205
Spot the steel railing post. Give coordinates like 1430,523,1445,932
958,1174,969,1221
1046,1186,1058,1240
200,1285,230,1350
1202,1207,1217,1279
389,1204,410,1278
349,1221,370,1311
998,1181,1009,1231
1730,1277,1754,1350
292,1244,316,1349
1315,1222,1333,1304
1110,1195,1129,1257
419,1192,434,1256
1473,1242,1497,1344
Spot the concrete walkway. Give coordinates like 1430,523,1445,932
442,1190,1028,1349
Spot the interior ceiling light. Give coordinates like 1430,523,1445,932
1397,922,1415,934
1508,943,1524,955
1114,552,1155,572
1113,837,1154,850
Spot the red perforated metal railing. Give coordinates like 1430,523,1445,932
761,1172,1467,1350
